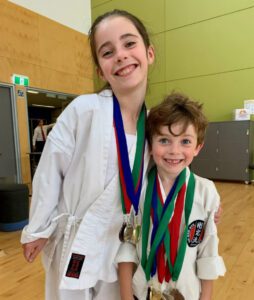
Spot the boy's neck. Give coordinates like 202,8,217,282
157,170,179,196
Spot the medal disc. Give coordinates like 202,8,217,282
169,289,184,300
149,287,164,300
131,224,141,244
123,223,134,242
119,222,127,242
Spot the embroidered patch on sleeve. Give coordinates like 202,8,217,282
65,253,85,279
187,220,205,247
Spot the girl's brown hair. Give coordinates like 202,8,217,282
88,9,152,68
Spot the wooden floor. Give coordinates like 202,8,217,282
0,181,254,299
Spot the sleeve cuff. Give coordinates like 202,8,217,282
197,256,226,279
20,222,57,244
115,242,139,265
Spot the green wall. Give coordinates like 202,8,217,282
91,0,254,121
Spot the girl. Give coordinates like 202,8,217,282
21,9,154,300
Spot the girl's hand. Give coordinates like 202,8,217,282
22,238,48,263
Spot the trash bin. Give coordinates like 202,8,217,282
0,183,29,231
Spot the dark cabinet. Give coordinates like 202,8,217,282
191,121,254,183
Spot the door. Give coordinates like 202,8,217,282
0,85,21,183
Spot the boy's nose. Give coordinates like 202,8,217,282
169,143,180,154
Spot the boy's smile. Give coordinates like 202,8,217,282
151,123,203,181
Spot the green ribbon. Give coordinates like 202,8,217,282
141,167,195,282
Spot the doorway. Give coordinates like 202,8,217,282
0,84,21,183
26,88,76,176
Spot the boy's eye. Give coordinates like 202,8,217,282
182,139,191,145
159,138,169,145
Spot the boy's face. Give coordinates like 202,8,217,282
150,122,203,180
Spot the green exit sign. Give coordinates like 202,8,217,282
12,74,29,86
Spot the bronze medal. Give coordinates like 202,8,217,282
169,289,184,300
162,291,173,300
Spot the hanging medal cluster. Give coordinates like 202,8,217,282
113,94,146,245
141,167,196,300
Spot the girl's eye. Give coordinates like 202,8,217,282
125,41,136,48
102,50,113,57
182,139,191,145
159,138,169,145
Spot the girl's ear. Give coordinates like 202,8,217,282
194,143,204,157
96,67,106,81
147,45,155,65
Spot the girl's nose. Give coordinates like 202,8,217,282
115,48,128,62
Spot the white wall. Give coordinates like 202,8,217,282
8,0,91,34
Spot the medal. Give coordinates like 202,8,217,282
141,168,195,300
131,213,141,244
123,223,134,242
131,223,141,244
119,211,141,244
113,95,146,242
148,287,163,300
119,213,134,242
168,289,184,300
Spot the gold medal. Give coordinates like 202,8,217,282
131,224,141,244
123,223,134,241
149,287,164,300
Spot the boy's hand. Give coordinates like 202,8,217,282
22,238,48,263
214,204,222,224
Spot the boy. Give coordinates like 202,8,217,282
117,92,226,300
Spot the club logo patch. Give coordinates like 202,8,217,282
66,253,85,279
187,220,205,247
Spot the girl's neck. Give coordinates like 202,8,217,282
114,89,146,134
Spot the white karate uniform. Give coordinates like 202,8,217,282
116,168,226,300
21,89,150,300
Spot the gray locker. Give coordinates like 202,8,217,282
191,121,254,183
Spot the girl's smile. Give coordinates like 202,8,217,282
94,16,154,95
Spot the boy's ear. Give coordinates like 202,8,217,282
194,143,204,157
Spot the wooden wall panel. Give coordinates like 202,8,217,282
0,0,94,184
15,85,31,185
0,0,93,95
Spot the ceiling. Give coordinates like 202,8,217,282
26,89,76,109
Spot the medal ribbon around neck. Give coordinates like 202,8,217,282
141,167,195,282
150,173,179,280
113,94,146,215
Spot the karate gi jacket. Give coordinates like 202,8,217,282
21,89,150,291
116,169,226,300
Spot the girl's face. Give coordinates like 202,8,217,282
151,123,203,180
94,16,154,95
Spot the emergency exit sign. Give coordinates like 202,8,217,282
11,74,29,86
